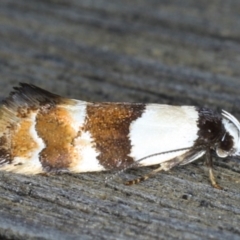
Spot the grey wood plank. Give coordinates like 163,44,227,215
0,0,239,239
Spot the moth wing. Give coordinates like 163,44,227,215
0,83,79,169
129,104,200,167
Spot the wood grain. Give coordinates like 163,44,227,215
0,0,240,239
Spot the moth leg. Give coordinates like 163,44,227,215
124,165,164,186
206,149,223,190
38,172,50,177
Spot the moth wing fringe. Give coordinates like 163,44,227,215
2,82,69,109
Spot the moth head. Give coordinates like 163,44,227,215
216,110,240,157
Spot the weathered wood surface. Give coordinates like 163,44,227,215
0,0,240,239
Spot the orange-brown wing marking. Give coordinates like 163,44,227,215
85,103,145,170
0,83,78,169
36,106,77,172
12,119,38,158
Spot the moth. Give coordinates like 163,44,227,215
0,83,239,189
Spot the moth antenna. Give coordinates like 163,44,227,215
105,146,202,184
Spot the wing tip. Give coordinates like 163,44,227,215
3,82,64,108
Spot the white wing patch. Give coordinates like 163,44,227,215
61,100,88,132
70,131,104,172
129,105,199,166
